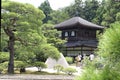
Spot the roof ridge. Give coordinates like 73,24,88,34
55,17,104,29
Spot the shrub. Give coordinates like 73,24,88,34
39,44,60,60
0,66,3,74
54,64,64,73
63,67,77,75
15,61,27,68
0,52,9,63
100,65,120,80
0,61,8,69
14,61,28,73
65,57,73,64
75,22,120,80
0,62,8,74
97,22,120,79
75,69,102,80
33,62,47,71
75,58,102,80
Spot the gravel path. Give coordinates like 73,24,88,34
0,74,76,80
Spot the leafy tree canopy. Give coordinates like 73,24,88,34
38,0,52,23
1,1,60,73
41,23,66,50
99,0,120,27
98,22,120,58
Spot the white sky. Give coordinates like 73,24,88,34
10,0,75,10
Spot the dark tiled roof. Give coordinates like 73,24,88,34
55,17,104,29
65,40,98,48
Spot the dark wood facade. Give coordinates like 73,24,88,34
55,17,104,57
61,28,96,41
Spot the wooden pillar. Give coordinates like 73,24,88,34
66,47,67,56
81,46,83,54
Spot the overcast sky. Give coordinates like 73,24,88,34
11,0,75,10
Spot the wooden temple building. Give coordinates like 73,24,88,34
55,17,104,57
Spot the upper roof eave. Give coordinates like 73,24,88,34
54,17,104,30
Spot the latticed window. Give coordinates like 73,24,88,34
71,31,75,36
65,32,68,37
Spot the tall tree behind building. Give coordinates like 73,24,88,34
83,0,99,22
64,0,84,18
92,0,106,25
39,0,53,23
94,0,120,27
49,9,70,24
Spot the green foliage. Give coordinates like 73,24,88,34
0,66,4,74
14,61,27,69
116,12,120,21
14,61,28,73
38,0,52,23
98,22,120,59
54,64,64,73
0,61,28,73
33,62,47,72
0,61,28,69
92,0,106,25
84,0,99,22
76,23,120,80
0,52,9,63
0,28,8,52
49,9,70,24
63,67,77,75
65,57,73,64
75,69,101,80
35,43,61,62
1,0,63,73
41,23,66,51
75,57,102,80
1,0,45,51
0,61,8,69
1,1,45,73
97,22,120,79
15,50,36,63
100,65,120,80
35,47,47,62
39,44,60,60
64,0,84,18
100,0,120,27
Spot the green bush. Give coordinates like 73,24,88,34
97,22,120,80
14,61,27,68
39,44,60,60
75,22,120,80
65,57,73,64
0,52,9,63
0,61,8,69
0,66,3,74
63,67,77,75
100,65,120,80
33,62,47,71
14,61,28,73
75,69,102,80
75,59,102,80
0,61,8,74
54,64,64,73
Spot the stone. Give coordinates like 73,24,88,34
45,53,69,69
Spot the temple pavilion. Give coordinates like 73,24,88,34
55,17,104,58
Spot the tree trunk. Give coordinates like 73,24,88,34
8,36,15,74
